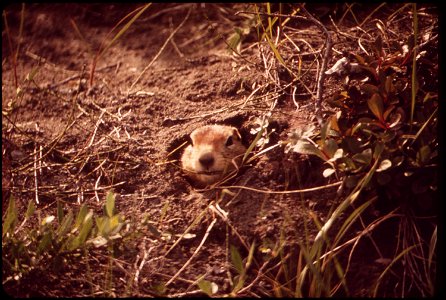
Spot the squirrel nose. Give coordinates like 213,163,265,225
199,153,215,168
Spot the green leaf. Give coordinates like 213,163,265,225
2,195,18,237
108,214,122,235
232,275,245,294
341,136,361,153
197,279,218,296
376,159,392,172
428,226,437,272
105,191,115,218
290,140,325,160
373,35,383,57
324,138,339,158
352,148,372,165
25,66,40,82
73,204,89,232
360,84,379,96
337,157,357,172
226,29,243,54
368,93,384,121
246,241,256,270
330,112,342,133
383,105,396,121
392,155,404,167
42,215,55,226
37,231,53,255
380,130,397,143
152,283,166,296
354,118,373,132
56,210,74,241
67,236,80,251
96,213,123,238
230,245,244,275
388,112,402,128
416,145,431,165
384,75,396,95
262,28,291,75
320,119,331,144
323,168,336,178
25,199,36,219
345,175,360,189
73,210,94,248
423,92,437,103
95,216,106,235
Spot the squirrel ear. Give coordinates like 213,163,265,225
188,132,195,146
232,128,242,140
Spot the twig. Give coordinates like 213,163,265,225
298,4,333,122
14,111,85,173
39,145,43,176
90,100,122,121
329,15,360,41
292,85,299,109
167,290,205,297
235,10,308,21
165,218,217,287
94,173,102,203
201,11,257,67
134,241,152,287
128,6,192,94
77,184,84,205
164,204,209,257
33,140,39,204
208,203,257,269
169,16,184,58
46,64,117,89
164,92,281,123
217,181,341,194
139,3,193,22
236,260,270,295
239,7,330,115
358,3,387,28
170,39,184,58
12,181,126,196
87,111,105,148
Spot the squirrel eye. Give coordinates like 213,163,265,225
225,136,234,147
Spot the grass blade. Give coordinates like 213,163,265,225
373,245,417,296
105,190,115,218
2,195,18,237
90,3,152,86
410,3,418,126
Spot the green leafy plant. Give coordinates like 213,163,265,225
2,191,126,288
228,243,256,296
284,8,437,296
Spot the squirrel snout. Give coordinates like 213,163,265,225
198,152,215,169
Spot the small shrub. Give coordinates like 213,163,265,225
2,191,126,289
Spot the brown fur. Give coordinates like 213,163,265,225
181,125,246,186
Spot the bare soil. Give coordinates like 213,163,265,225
2,3,438,297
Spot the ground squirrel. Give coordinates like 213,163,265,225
181,125,247,186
